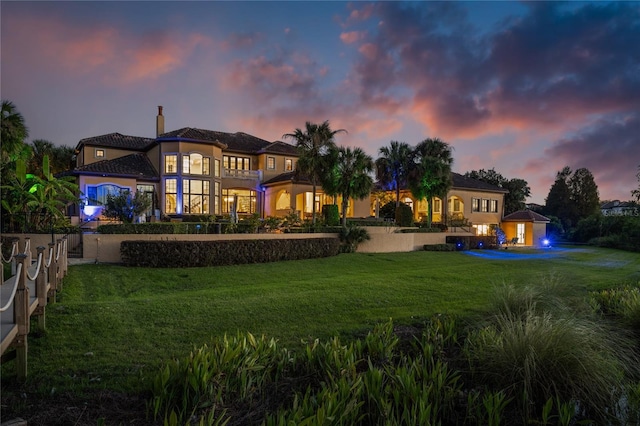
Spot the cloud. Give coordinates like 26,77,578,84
3,11,212,87
340,30,366,44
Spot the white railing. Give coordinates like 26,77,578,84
223,168,261,180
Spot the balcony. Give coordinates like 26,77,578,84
223,169,262,180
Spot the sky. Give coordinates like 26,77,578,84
2,1,639,204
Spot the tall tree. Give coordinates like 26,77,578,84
324,146,374,227
465,168,531,215
632,165,640,203
569,167,600,220
1,100,29,159
408,138,453,228
375,141,413,207
283,121,346,225
28,139,76,176
545,167,575,227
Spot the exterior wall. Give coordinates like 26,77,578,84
80,147,142,166
258,153,297,181
357,227,472,253
532,222,548,247
503,221,548,246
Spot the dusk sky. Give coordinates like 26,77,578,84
2,1,639,204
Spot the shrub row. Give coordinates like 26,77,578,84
397,227,443,233
424,243,456,251
445,235,497,250
98,222,256,234
120,238,341,267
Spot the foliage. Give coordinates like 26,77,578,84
338,225,370,253
375,141,413,207
103,190,151,223
571,214,640,251
321,204,340,226
569,167,600,220
423,243,456,251
633,164,640,202
490,225,507,245
545,167,599,230
1,99,30,163
408,138,453,228
465,281,637,422
445,235,497,249
545,167,576,228
262,215,283,232
120,238,342,267
283,121,346,225
379,200,399,219
28,139,75,176
590,284,640,330
323,146,374,226
395,203,414,226
465,168,531,215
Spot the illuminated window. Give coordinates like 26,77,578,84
214,181,220,214
285,158,293,171
222,189,256,214
276,190,291,210
165,154,177,174
481,199,489,212
165,179,177,214
223,155,250,170
86,184,127,205
473,224,489,236
183,179,209,214
433,198,442,213
472,198,480,212
182,153,209,175
214,159,221,177
490,199,498,213
267,156,276,170
95,149,105,158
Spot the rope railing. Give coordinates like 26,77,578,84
1,240,18,264
26,251,44,282
0,262,22,312
44,242,54,268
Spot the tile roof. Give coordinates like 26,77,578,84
502,210,551,222
451,172,509,193
262,171,311,186
76,133,156,151
159,128,273,153
258,141,298,155
68,153,159,180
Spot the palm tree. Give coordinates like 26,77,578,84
408,138,453,228
375,141,413,207
283,121,346,225
28,139,75,176
324,146,374,227
1,100,29,158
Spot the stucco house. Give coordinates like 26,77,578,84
66,107,370,224
600,200,638,216
501,209,551,247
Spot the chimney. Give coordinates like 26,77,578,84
156,106,164,137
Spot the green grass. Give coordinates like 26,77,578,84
3,247,639,396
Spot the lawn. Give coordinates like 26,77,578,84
1,246,639,422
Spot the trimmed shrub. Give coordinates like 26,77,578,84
423,243,456,251
322,204,340,226
120,238,341,267
395,204,414,227
446,235,497,250
338,226,370,253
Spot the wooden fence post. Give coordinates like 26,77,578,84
14,253,29,381
35,246,47,331
47,242,57,303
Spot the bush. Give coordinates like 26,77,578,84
395,204,414,227
121,238,341,267
338,226,370,253
378,201,397,219
322,204,340,226
445,235,497,250
423,243,456,251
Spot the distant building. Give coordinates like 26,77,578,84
600,200,639,216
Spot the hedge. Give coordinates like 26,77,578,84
120,238,341,267
445,235,497,250
423,243,456,251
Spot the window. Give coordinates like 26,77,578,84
267,156,276,170
223,155,250,170
453,199,461,212
433,198,442,213
136,184,155,217
490,199,498,213
473,224,489,236
182,153,210,175
481,199,489,213
214,159,221,177
165,179,177,214
95,149,105,158
285,158,293,171
472,198,480,212
85,184,127,205
222,189,256,214
183,179,209,214
165,154,177,174
214,181,220,214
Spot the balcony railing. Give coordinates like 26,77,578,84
223,169,261,180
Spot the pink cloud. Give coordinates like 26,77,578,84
340,30,365,44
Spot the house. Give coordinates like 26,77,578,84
501,209,551,247
67,107,370,223
374,173,509,236
600,200,638,216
